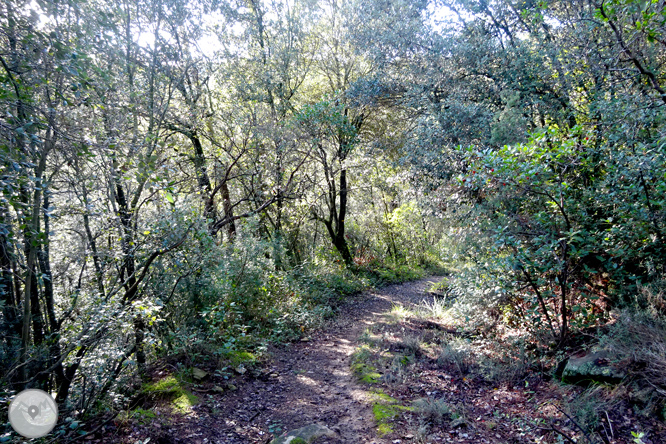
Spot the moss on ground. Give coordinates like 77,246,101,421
369,387,414,436
351,362,381,384
351,345,382,384
129,407,156,425
351,333,418,434
143,375,181,396
372,402,414,436
227,350,257,366
142,375,199,413
218,349,258,370
370,388,397,404
172,391,199,413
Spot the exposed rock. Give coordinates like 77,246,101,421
562,351,626,383
192,368,208,381
270,423,337,444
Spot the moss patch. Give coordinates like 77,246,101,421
351,362,381,384
372,403,414,436
373,403,399,421
377,421,393,435
351,345,381,384
370,388,397,404
172,391,199,413
142,375,199,413
228,350,257,366
219,349,258,370
143,375,181,396
369,387,415,436
130,407,156,425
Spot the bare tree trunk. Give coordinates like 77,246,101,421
20,179,45,384
81,181,106,298
558,240,569,344
190,133,216,222
333,168,353,266
220,179,236,239
38,188,65,392
0,201,18,342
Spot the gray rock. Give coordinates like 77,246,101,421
192,368,208,380
562,351,626,383
270,423,337,444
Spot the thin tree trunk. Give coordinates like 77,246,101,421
0,201,18,341
333,168,353,266
82,182,106,298
38,189,65,391
220,178,236,239
558,240,569,344
21,183,45,384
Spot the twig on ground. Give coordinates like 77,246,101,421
557,405,597,444
550,424,578,444
604,410,614,441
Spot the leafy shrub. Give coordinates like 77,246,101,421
444,123,666,343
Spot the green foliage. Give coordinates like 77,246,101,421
439,120,666,340
11,0,666,434
632,431,647,444
129,408,157,425
296,99,363,153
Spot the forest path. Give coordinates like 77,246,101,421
113,272,666,444
192,275,446,444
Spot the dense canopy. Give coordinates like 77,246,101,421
2,0,666,440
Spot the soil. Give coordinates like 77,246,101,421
91,276,666,444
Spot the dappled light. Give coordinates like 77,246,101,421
2,0,666,442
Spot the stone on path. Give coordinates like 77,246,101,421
192,368,208,380
270,423,337,444
562,351,626,383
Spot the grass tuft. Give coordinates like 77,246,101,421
412,397,451,424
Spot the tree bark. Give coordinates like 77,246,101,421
0,201,18,342
220,178,236,239
333,168,353,266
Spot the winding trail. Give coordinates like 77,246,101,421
195,276,445,444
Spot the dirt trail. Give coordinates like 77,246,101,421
180,276,445,444
110,274,666,444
